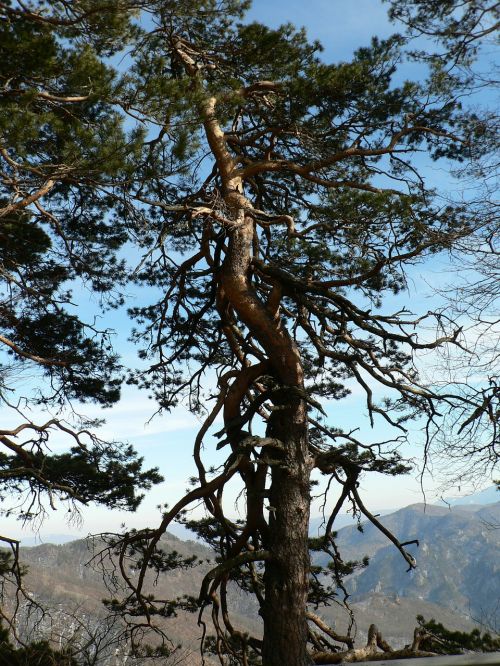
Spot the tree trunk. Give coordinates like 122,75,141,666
221,214,313,662
219,211,313,663
261,399,313,666
201,81,314,657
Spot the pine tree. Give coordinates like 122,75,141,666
1,1,497,664
0,1,162,523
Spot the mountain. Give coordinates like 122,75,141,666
442,485,499,506
14,486,497,546
8,533,220,665
18,533,79,546
309,510,393,536
4,501,498,662
333,502,500,626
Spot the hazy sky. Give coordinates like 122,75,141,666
1,0,494,543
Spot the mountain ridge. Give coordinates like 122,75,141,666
3,493,497,663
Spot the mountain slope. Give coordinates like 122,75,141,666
11,533,218,665
334,503,500,624
5,501,498,662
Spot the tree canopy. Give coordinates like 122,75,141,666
0,1,498,664
385,0,499,60
0,0,162,524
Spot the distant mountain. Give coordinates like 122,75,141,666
308,485,499,538
309,510,393,536
5,500,498,662
14,524,203,546
15,486,498,546
12,532,480,660
18,533,79,546
332,502,500,626
442,485,499,507
12,533,219,665
317,593,479,649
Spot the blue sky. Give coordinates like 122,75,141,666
1,0,496,542
247,0,394,59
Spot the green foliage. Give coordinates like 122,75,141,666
0,551,14,578
416,615,500,654
0,2,161,523
204,632,262,665
0,443,162,513
385,0,498,60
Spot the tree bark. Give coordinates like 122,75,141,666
261,397,313,665
220,213,313,664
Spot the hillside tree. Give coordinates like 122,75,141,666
0,1,498,664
